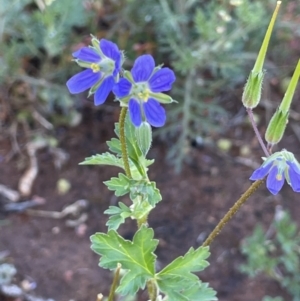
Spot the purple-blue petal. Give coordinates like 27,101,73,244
287,162,300,192
131,55,155,82
72,47,101,63
100,39,121,62
129,99,142,127
94,76,115,106
266,166,285,195
143,98,166,127
149,67,176,92
66,69,101,94
113,78,132,98
287,161,300,174
249,162,273,181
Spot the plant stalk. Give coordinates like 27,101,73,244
202,179,264,247
119,107,132,178
107,263,121,301
247,108,270,157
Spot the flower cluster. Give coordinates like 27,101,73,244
66,37,175,128
250,150,300,195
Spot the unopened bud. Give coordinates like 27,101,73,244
136,122,152,156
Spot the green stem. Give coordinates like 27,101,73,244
147,279,158,301
137,214,148,228
119,107,132,178
107,263,121,301
202,179,264,247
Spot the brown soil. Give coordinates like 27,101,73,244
0,104,298,301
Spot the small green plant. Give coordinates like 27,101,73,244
240,208,300,301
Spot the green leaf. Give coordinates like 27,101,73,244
156,247,216,300
107,137,122,156
104,173,131,196
130,181,162,206
79,152,124,169
104,202,132,231
91,226,158,295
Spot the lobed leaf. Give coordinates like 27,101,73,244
91,226,158,295
104,202,132,231
156,246,217,300
79,152,124,168
104,173,131,196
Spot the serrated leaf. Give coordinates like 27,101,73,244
184,282,217,301
107,137,122,155
104,173,131,196
91,226,158,295
156,247,216,300
104,202,131,231
79,152,124,169
130,181,162,206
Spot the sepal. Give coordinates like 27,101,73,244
149,92,175,104
242,70,264,109
135,122,152,156
265,109,289,145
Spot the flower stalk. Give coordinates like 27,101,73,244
202,180,264,247
119,107,132,178
247,108,270,157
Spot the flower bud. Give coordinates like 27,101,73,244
265,109,288,145
135,122,152,156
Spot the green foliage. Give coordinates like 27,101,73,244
91,226,216,300
241,209,300,301
91,226,158,295
80,153,125,169
156,246,217,300
84,116,161,230
104,202,132,231
105,173,131,197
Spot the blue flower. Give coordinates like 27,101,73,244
113,54,176,127
250,150,300,195
66,38,122,106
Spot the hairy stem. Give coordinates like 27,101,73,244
119,107,132,178
202,179,264,247
108,263,121,301
247,108,270,157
